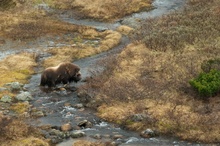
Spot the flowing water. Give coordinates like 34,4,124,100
1,0,209,145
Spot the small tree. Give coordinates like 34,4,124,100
189,69,220,98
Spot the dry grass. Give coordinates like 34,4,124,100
38,0,153,21
83,43,220,143
10,102,31,114
0,9,79,40
0,0,81,40
3,137,50,146
0,113,49,146
79,0,220,143
0,53,37,87
116,25,134,35
133,0,220,51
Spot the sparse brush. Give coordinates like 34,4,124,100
80,0,220,143
133,0,220,51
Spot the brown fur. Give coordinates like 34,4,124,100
40,62,81,87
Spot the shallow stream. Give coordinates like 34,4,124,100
1,0,208,145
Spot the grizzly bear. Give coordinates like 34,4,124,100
40,62,81,87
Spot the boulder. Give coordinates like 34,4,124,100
70,130,85,138
140,128,158,138
77,120,93,128
15,91,33,101
0,95,12,103
4,82,24,92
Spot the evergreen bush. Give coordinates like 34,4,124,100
189,69,220,98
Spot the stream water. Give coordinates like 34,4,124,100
1,0,209,145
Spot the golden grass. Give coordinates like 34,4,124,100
6,137,50,146
0,53,37,87
0,114,49,146
71,0,153,21
10,102,31,114
40,0,153,21
116,25,134,35
85,43,220,143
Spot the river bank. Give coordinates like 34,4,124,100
0,0,219,145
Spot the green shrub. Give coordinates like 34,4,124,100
189,69,220,97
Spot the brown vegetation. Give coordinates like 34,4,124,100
0,113,49,146
79,0,220,143
40,0,153,21
133,0,220,51
0,2,79,40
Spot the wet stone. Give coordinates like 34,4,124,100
4,82,23,92
0,87,8,92
92,134,102,139
70,130,85,138
77,120,93,128
113,134,124,140
74,103,84,109
50,136,63,144
140,128,157,138
95,26,108,32
31,110,45,117
15,91,33,101
50,129,63,136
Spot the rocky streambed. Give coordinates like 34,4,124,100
0,0,208,145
